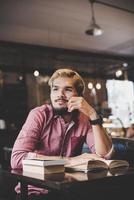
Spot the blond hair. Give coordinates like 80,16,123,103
48,69,85,96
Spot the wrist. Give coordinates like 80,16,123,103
89,115,103,125
88,109,98,120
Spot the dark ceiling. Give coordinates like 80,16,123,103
0,0,134,80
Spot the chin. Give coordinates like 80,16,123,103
53,107,68,115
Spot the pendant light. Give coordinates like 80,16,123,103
85,0,103,36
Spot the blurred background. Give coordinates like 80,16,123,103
0,0,134,169
0,0,134,200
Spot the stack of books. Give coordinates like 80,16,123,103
22,158,66,175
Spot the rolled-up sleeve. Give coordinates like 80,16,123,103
11,108,44,169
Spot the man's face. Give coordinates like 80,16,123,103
50,77,78,113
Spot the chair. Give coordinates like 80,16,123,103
112,137,134,166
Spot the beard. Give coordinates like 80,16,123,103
52,106,69,116
52,104,79,118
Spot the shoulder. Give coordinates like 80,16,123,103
29,104,53,119
32,104,52,113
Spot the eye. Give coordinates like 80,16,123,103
65,87,74,92
52,87,58,91
66,88,73,92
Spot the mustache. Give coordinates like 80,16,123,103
55,98,68,102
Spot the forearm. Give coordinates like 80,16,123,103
11,134,39,169
88,109,112,157
92,124,113,157
35,153,62,160
11,150,28,169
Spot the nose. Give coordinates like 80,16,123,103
58,89,65,97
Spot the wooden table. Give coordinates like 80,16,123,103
1,167,134,200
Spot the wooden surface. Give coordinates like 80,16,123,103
1,167,134,200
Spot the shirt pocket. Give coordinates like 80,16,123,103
70,136,85,156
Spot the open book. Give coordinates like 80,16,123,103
65,153,129,173
22,158,66,174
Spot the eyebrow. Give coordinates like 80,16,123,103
52,85,74,89
65,86,74,89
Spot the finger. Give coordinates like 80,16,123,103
68,105,79,112
68,98,76,104
68,96,81,103
68,103,76,112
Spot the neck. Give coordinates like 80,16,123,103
52,106,79,123
62,114,72,123
62,110,79,123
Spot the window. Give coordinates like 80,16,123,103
106,80,134,127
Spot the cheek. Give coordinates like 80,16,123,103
66,94,73,100
50,98,56,107
50,93,55,102
67,92,78,99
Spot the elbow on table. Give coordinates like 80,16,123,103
10,154,23,169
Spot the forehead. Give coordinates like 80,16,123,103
52,77,75,87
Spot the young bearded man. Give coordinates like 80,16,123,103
11,68,113,200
